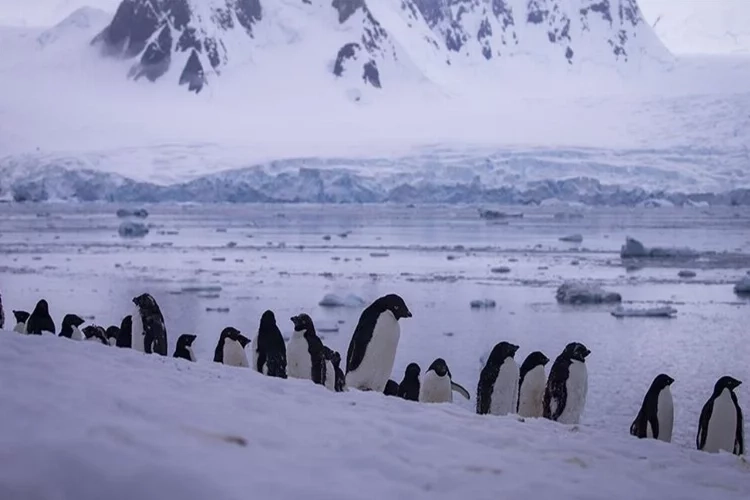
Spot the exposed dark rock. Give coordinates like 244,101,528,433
332,0,364,24
180,49,206,93
362,60,381,88
131,24,172,81
333,43,360,77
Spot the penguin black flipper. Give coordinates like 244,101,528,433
476,368,498,415
267,351,288,379
543,360,570,421
696,399,713,450
451,381,471,400
731,391,744,455
345,315,376,373
116,316,133,348
630,408,648,438
307,336,326,386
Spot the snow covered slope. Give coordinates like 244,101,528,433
639,0,750,55
0,0,119,27
0,332,748,500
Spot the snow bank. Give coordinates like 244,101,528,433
556,281,622,305
620,237,699,259
1,333,749,500
611,306,678,318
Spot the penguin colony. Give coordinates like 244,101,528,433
3,292,744,456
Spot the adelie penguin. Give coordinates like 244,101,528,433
696,376,744,455
630,374,674,443
214,327,250,367
25,299,55,335
346,294,412,392
12,310,30,334
83,325,109,345
174,334,197,362
517,351,550,418
543,342,591,424
476,342,520,416
105,326,120,346
59,314,86,341
323,347,346,392
397,363,421,402
287,314,334,390
384,380,400,396
251,310,287,378
132,293,168,356
116,315,132,348
419,358,470,403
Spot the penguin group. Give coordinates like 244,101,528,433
3,291,744,456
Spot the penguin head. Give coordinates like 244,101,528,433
62,314,85,329
83,325,106,342
427,358,450,378
405,362,421,379
177,334,197,348
33,299,49,315
715,376,742,393
260,310,277,329
13,310,30,323
220,326,241,341
105,326,120,340
235,333,251,348
133,293,158,312
376,294,412,320
120,315,133,333
521,351,549,371
563,342,591,362
652,373,675,390
488,341,520,366
290,313,314,334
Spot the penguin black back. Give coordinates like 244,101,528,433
257,310,287,378
398,363,421,401
26,299,55,335
477,342,519,415
59,314,85,338
630,373,674,439
174,334,197,361
291,313,327,386
543,342,591,421
384,379,400,396
133,293,168,356
116,315,133,348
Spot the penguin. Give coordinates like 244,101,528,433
324,347,347,392
132,293,168,355
58,314,86,340
476,342,520,416
696,376,744,455
82,325,109,345
12,310,30,334
105,326,120,346
25,299,55,335
174,334,197,362
397,363,421,401
213,327,250,367
345,294,412,392
287,313,330,387
517,351,550,418
116,315,132,348
251,310,287,378
543,342,591,424
384,379,400,396
630,373,675,442
419,358,471,403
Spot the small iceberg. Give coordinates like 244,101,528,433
678,270,697,278
118,221,149,238
620,237,698,259
734,276,750,295
116,208,149,218
559,234,583,243
470,299,497,309
478,208,523,220
318,293,366,308
490,266,511,274
611,306,678,318
556,281,622,305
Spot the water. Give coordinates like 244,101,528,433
1,202,748,448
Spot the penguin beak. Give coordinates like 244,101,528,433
402,309,412,318
583,349,591,358
510,344,520,355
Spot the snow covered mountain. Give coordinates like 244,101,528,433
90,0,671,93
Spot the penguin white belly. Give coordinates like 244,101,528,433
71,326,84,341
419,372,452,403
558,360,588,425
703,390,737,453
187,346,196,362
287,334,312,380
346,312,400,392
656,387,674,442
223,339,249,367
13,322,27,334
518,365,547,418
108,337,117,346
490,359,520,416
324,360,335,391
131,308,145,352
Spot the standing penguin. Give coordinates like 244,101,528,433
419,358,471,403
287,314,330,387
517,351,550,418
630,374,675,442
543,342,591,424
59,314,86,340
12,311,30,334
696,376,744,455
324,347,347,392
83,325,109,345
25,299,55,335
174,334,197,362
214,327,250,367
345,294,412,392
132,293,168,356
251,310,287,378
105,326,120,346
397,363,421,401
116,315,132,348
384,380,400,396
476,342,520,416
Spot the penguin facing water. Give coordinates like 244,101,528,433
346,294,412,392
26,300,55,335
287,313,330,387
517,351,550,418
543,342,591,424
697,376,744,455
419,358,470,403
132,293,168,356
174,334,197,362
12,311,30,334
477,342,520,416
252,310,287,378
59,314,86,340
630,373,674,442
214,327,250,367
116,315,132,348
397,363,421,402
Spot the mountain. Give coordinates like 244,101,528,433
90,0,671,94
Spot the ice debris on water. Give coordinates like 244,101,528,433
734,276,750,295
116,208,149,218
611,305,678,318
559,234,583,243
556,281,622,304
490,266,511,274
117,221,149,238
470,299,497,309
678,270,697,278
620,237,698,259
478,208,523,220
318,293,366,308
317,322,340,333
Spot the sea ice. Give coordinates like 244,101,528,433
611,306,678,318
116,208,149,218
117,221,149,238
318,293,366,308
556,281,622,305
560,234,584,243
620,237,698,259
470,299,497,309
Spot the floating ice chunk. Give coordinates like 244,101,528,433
117,221,149,238
559,234,583,243
678,270,697,278
490,266,511,274
470,299,496,309
318,293,366,308
181,286,222,293
556,281,622,304
116,208,149,218
734,276,750,295
620,237,648,258
611,306,678,318
478,209,523,220
317,322,340,333
620,237,698,259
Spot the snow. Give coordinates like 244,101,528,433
611,305,678,318
1,331,749,500
556,281,623,305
